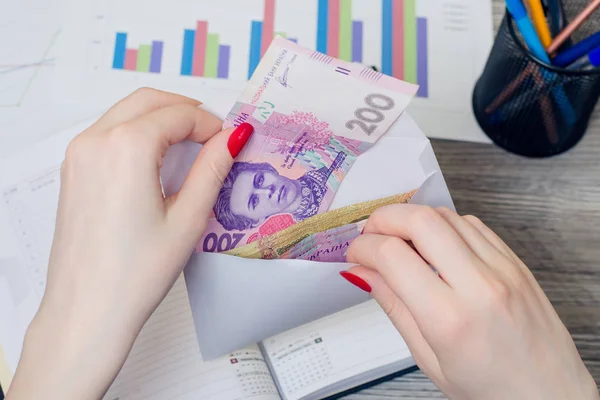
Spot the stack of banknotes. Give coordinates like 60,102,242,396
199,37,419,262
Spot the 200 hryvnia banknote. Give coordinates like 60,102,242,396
198,37,418,253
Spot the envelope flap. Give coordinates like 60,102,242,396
184,253,369,359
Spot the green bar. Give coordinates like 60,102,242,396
136,44,151,72
404,0,417,84
275,31,287,38
339,0,352,61
204,34,219,78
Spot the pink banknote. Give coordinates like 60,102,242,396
281,220,367,263
197,37,418,253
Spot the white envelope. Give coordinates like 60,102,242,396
161,112,454,359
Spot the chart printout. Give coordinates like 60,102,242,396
55,0,493,142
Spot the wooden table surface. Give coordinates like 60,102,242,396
347,2,600,398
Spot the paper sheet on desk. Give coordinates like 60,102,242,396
0,0,101,160
161,112,454,359
54,0,494,143
0,277,19,390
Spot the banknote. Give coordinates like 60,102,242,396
224,191,416,259
199,37,418,253
282,220,367,263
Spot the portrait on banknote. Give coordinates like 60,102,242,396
213,157,345,231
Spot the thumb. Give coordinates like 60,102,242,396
168,122,254,240
341,265,443,379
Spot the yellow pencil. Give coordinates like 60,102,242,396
527,0,553,48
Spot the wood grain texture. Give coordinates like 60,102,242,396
345,2,600,398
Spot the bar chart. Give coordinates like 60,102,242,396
59,0,494,142
112,32,164,73
381,0,428,97
181,21,231,79
108,1,428,92
315,0,427,97
316,0,364,63
247,0,298,79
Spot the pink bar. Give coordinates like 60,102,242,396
261,0,276,56
392,0,404,80
327,0,340,57
124,49,138,70
193,21,208,76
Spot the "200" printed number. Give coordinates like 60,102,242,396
345,94,396,136
203,232,244,252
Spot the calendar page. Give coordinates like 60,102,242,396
261,300,414,400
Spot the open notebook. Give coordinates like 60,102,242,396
104,277,414,400
0,120,417,400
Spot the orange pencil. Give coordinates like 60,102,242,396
527,0,553,48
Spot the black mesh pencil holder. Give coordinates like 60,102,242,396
473,8,600,158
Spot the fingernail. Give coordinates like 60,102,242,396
228,123,254,158
360,227,365,235
339,271,372,293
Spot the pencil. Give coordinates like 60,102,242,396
528,0,553,47
485,69,531,114
546,0,566,36
547,0,600,54
531,68,559,144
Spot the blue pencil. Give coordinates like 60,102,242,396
506,0,550,63
546,0,565,37
553,32,600,67
504,0,576,127
568,46,600,70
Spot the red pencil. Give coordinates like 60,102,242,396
547,0,600,54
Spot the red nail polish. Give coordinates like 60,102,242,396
340,271,372,293
228,123,254,158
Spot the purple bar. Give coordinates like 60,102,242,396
352,21,363,63
417,18,428,98
288,38,298,43
218,45,230,79
150,41,163,73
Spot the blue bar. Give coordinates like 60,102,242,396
317,0,328,53
248,21,263,79
381,0,393,76
181,29,195,76
113,32,127,69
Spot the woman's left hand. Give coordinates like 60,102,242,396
7,88,253,400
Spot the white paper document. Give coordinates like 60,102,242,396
0,0,61,117
53,0,494,143
0,0,106,161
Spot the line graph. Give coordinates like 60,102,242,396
0,29,60,108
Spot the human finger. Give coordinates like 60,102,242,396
92,88,202,132
363,204,488,290
104,103,223,166
342,265,444,380
168,123,254,242
346,233,452,319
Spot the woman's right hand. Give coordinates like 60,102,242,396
344,205,599,400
